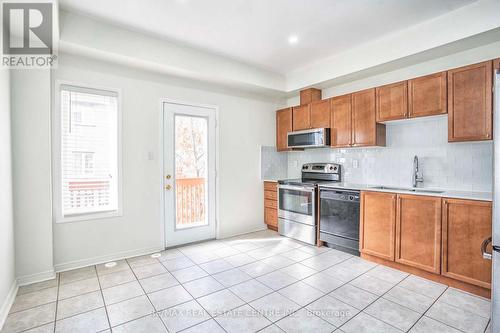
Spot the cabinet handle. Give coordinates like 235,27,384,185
481,237,492,260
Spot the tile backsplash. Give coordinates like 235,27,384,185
260,146,288,180
261,116,493,192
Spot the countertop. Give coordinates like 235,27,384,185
318,182,492,202
262,179,279,183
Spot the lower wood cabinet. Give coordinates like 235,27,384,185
264,181,278,230
395,195,441,273
442,198,492,288
360,191,396,261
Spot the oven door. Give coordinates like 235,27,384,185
278,185,315,225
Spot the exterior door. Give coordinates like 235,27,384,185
163,101,217,247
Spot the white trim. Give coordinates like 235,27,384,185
16,270,56,287
0,280,18,330
54,246,164,273
159,98,220,248
52,80,123,224
218,225,269,240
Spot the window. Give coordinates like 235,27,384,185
55,84,121,221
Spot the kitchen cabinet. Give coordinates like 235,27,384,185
292,104,310,131
494,58,500,71
360,191,396,261
330,94,352,147
352,89,386,147
448,61,493,142
408,72,447,118
395,195,441,274
442,198,492,288
264,181,278,230
310,99,331,128
376,81,408,122
300,88,322,105
276,108,292,151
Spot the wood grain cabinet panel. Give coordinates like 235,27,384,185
448,61,493,142
376,81,408,122
494,58,500,71
408,72,447,118
330,94,352,147
310,99,331,128
352,89,386,147
292,104,311,131
442,198,492,288
300,88,322,105
395,195,441,273
360,191,397,261
263,181,278,230
276,108,292,151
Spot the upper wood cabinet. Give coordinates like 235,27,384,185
395,195,441,274
360,191,396,261
494,58,500,71
292,104,310,131
376,81,408,122
276,108,292,151
352,89,386,147
442,198,492,288
448,61,493,142
330,94,352,148
408,72,447,118
310,99,331,128
300,88,322,105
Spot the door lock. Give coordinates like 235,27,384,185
165,175,171,179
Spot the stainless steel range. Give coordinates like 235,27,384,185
277,163,341,245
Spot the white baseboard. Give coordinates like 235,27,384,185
218,224,268,239
16,270,56,287
0,280,18,330
54,246,164,273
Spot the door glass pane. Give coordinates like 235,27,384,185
174,115,208,228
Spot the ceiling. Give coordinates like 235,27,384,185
59,0,477,75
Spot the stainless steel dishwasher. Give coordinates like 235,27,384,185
319,188,360,255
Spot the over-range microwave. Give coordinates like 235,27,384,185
287,128,330,149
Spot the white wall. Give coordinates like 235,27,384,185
0,70,16,326
11,70,54,283
49,54,279,270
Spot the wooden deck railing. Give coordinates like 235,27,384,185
176,177,205,226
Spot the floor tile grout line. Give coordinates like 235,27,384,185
53,273,60,333
94,264,114,332
123,256,171,332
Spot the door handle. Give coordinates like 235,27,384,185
481,237,492,260
164,185,172,190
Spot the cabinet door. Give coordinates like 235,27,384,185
265,207,278,228
292,104,311,131
300,88,322,105
276,108,292,151
408,72,447,118
376,81,408,122
395,195,441,273
352,89,377,146
310,99,331,128
360,191,396,261
330,95,352,147
448,61,492,142
442,198,492,288
494,58,499,71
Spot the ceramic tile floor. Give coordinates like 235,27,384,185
1,230,492,333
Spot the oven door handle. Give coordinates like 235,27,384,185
278,185,315,192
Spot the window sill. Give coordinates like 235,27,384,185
56,210,123,224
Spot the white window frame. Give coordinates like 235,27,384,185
52,80,123,223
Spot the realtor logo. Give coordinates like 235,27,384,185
1,1,57,68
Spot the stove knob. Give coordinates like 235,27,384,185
349,195,355,201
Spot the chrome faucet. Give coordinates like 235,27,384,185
412,155,424,188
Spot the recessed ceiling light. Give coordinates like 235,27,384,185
288,35,299,45
150,253,162,259
104,261,117,268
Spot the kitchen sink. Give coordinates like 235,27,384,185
369,186,444,194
